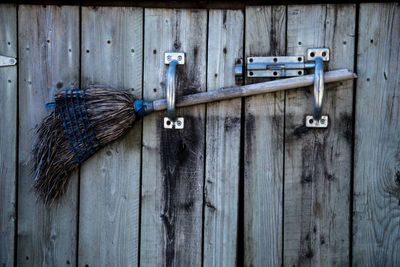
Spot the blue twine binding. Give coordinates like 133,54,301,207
64,89,85,160
45,89,108,163
70,89,91,157
45,88,103,163
46,102,80,163
75,89,96,153
45,102,57,108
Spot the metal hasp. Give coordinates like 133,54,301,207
0,55,17,67
305,48,329,128
164,52,185,129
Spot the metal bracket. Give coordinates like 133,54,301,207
0,55,17,67
164,52,185,65
306,115,328,128
164,52,185,129
306,48,329,61
164,117,184,129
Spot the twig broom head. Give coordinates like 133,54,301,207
33,88,136,204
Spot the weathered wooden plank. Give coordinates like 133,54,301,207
284,4,355,266
79,7,142,266
140,8,207,266
0,4,17,267
17,5,79,266
244,6,286,266
353,3,400,266
203,9,243,267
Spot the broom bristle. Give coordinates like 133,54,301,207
33,88,137,204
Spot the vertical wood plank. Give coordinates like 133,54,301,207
140,8,207,266
244,6,286,266
203,9,243,267
17,5,79,266
353,3,400,266
0,4,17,267
284,4,355,266
79,7,142,267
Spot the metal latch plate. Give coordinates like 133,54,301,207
247,56,305,77
164,117,184,129
306,48,329,61
306,115,328,128
164,52,185,65
0,55,17,67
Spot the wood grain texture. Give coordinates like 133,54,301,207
0,4,17,267
284,4,355,266
140,8,207,266
244,6,286,266
17,5,79,266
353,3,400,266
203,9,243,267
79,7,142,267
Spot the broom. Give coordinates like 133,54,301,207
33,69,356,204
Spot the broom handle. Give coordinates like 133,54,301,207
150,69,356,112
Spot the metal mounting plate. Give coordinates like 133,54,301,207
306,115,328,128
306,48,329,61
164,52,185,65
0,55,17,67
247,56,305,77
164,117,184,129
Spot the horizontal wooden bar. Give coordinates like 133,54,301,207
152,68,356,111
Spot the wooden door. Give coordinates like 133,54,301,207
0,3,399,267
